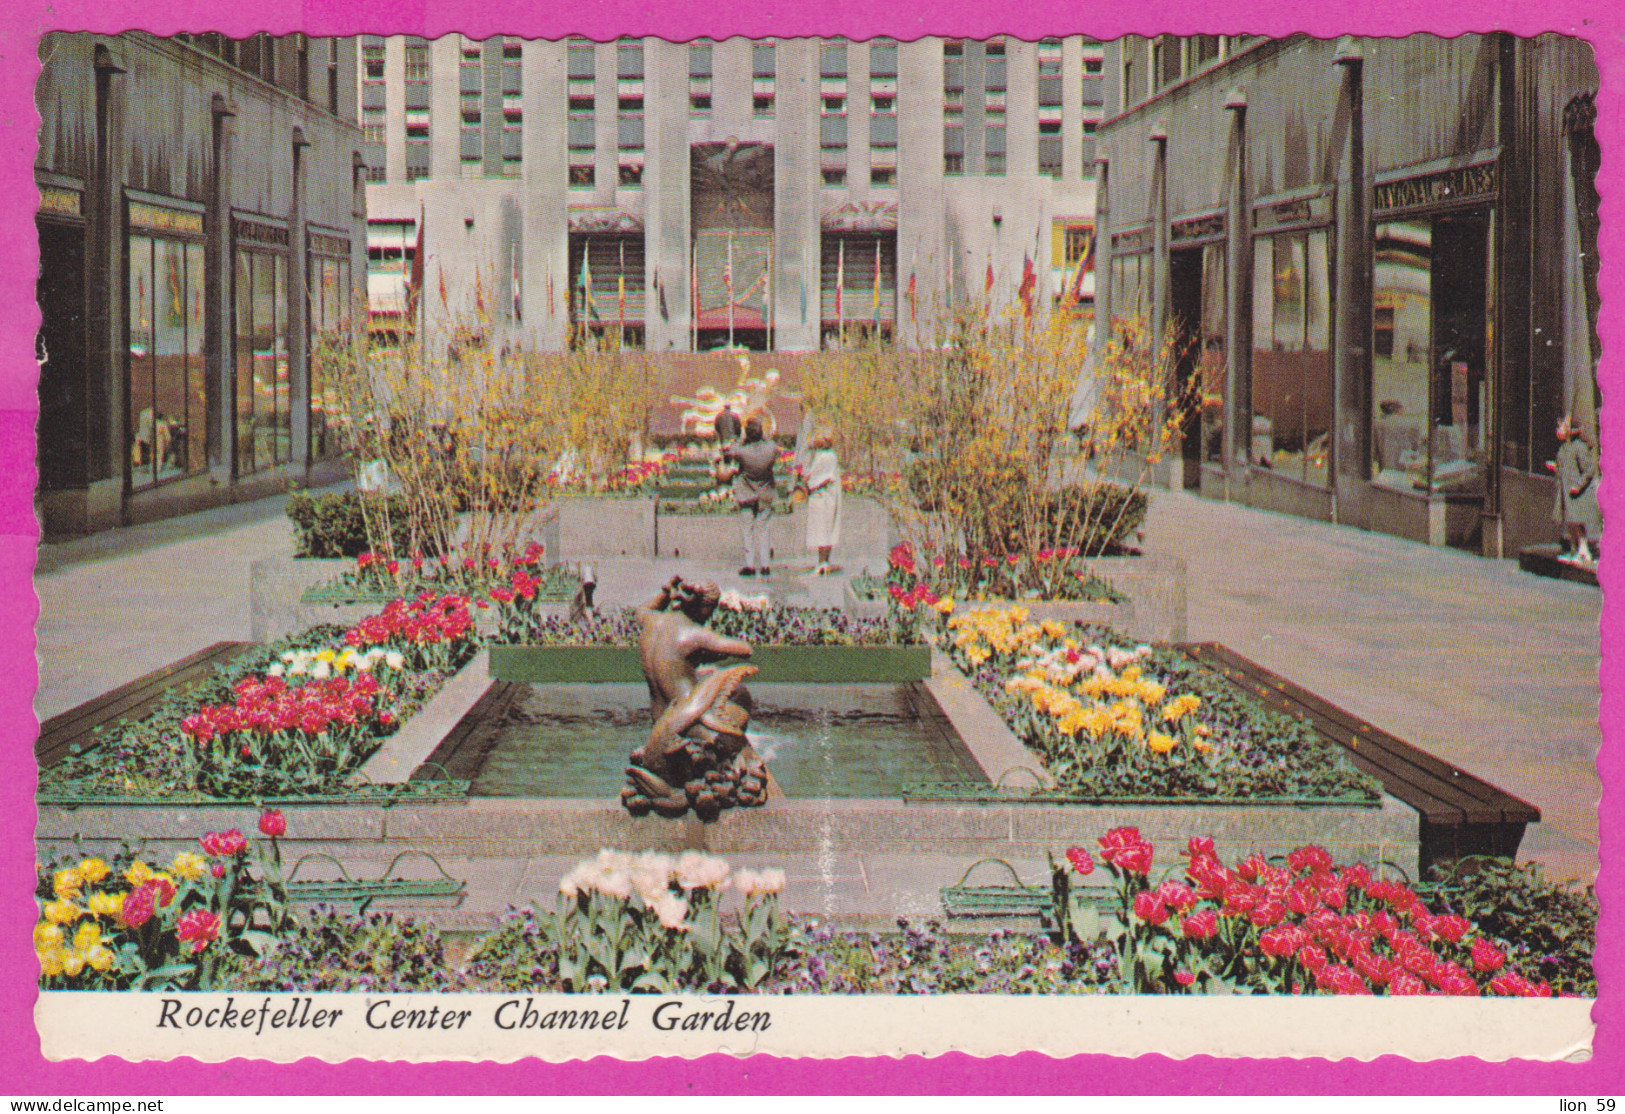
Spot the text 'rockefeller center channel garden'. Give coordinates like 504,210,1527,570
31,30,1600,1007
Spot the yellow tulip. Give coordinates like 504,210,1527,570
78,858,111,884
1148,731,1177,755
86,891,124,917
42,899,82,926
169,852,207,881
52,868,83,900
125,861,155,887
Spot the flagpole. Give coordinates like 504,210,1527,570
690,239,697,352
835,238,845,348
617,240,626,345
726,231,735,350
765,241,774,352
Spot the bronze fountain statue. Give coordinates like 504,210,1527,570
623,576,772,820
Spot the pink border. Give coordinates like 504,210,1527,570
3,0,1617,1093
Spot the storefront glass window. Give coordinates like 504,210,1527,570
236,247,291,475
1371,220,1431,491
1371,215,1491,497
127,230,207,489
1250,230,1333,488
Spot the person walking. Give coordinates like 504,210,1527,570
724,417,780,577
799,433,843,575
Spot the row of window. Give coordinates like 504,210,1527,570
364,37,1105,184
127,226,352,491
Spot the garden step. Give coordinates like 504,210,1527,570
1178,643,1540,870
35,641,253,768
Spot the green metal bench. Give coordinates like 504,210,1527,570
285,851,467,913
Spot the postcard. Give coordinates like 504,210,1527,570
9,0,1620,1093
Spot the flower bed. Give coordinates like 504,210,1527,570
872,542,1125,605
1061,829,1564,996
499,599,921,649
109,844,1589,997
300,543,576,605
944,606,1380,803
35,812,292,990
40,595,483,801
489,600,928,683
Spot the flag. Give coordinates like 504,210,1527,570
475,266,486,318
579,249,596,320
617,241,626,326
799,275,807,324
907,250,918,327
546,270,555,319
438,264,447,311
985,258,995,295
656,266,669,321
835,239,845,326
724,234,734,303
511,245,522,323
872,242,882,324
1018,252,1036,318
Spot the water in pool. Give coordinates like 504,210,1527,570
452,682,986,798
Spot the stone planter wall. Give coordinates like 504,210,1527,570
654,494,897,563
843,555,1187,644
540,497,657,560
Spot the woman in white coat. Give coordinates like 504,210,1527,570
799,433,843,575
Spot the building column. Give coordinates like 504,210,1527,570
1331,40,1369,529
1223,93,1248,482
522,38,568,351
897,37,945,349
1148,124,1171,482
643,38,691,351
84,40,128,518
773,37,820,352
290,126,311,468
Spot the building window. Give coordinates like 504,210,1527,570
689,39,712,116
308,243,353,459
362,37,384,80
127,226,206,489
617,38,643,79
404,39,429,82
870,38,898,78
753,41,776,117
461,39,484,178
366,219,415,340
404,37,430,178
1251,229,1334,488
1370,212,1493,495
820,40,847,77
569,40,596,189
822,167,847,187
234,243,291,475
985,125,1006,176
501,38,523,176
870,165,896,187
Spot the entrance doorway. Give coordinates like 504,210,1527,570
37,217,85,494
1169,247,1203,489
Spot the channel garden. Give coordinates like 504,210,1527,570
33,302,1594,1000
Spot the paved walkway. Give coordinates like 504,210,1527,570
33,482,1602,922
